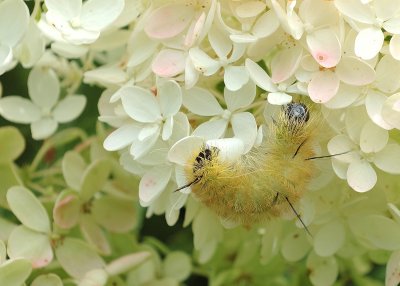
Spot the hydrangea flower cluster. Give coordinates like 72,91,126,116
0,0,399,285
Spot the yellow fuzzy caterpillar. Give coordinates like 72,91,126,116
170,103,320,227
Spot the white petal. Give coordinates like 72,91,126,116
63,27,100,45
267,92,292,105
138,124,160,141
103,124,140,151
53,95,86,123
139,166,172,206
271,46,303,83
168,136,204,165
28,67,60,109
130,130,159,159
252,10,280,39
386,250,400,286
158,80,182,117
120,86,161,123
375,54,400,93
224,65,249,91
192,119,228,140
0,44,12,71
383,17,400,34
306,28,341,68
31,118,58,140
235,1,266,18
51,42,88,59
0,0,29,46
183,87,223,116
374,144,400,174
0,96,41,123
365,90,393,130
389,34,400,61
347,160,377,192
162,117,173,141
308,70,339,103
245,58,278,92
189,47,220,76
80,0,124,31
206,138,245,162
334,0,375,24
331,158,348,179
152,49,186,78
231,112,257,153
224,80,256,111
325,83,361,109
359,121,388,153
373,0,400,20
355,28,384,60
45,0,81,21
382,92,400,129
144,3,194,39
327,135,359,163
336,56,375,86
208,26,232,59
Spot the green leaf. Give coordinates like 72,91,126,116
80,159,111,201
0,126,25,163
0,259,32,286
55,238,105,279
62,151,86,190
7,225,53,268
31,273,63,286
53,190,80,229
6,186,50,233
163,251,191,282
105,252,151,276
92,196,137,233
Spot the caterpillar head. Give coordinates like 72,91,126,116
193,146,219,173
284,102,309,124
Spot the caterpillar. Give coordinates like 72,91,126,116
169,103,320,228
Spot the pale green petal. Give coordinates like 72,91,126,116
163,251,191,282
6,186,50,233
281,229,311,262
28,67,60,109
31,273,63,286
0,258,31,286
53,190,80,229
0,96,41,124
105,252,151,276
53,95,86,123
80,215,111,255
0,126,25,163
62,151,86,190
80,159,111,201
313,220,345,257
0,240,5,264
306,251,338,286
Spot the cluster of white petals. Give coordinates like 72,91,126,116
0,0,399,285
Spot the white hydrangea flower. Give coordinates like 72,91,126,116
183,80,257,152
328,112,400,192
103,80,182,159
0,67,86,140
38,0,125,45
0,0,29,75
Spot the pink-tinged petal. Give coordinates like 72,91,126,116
144,3,194,39
231,112,257,153
334,0,375,24
80,0,124,31
193,118,228,140
267,92,292,105
308,70,339,103
168,136,204,166
365,90,393,130
53,192,80,229
0,96,41,123
152,49,186,78
103,124,140,151
224,80,256,111
382,93,400,129
252,10,280,39
271,45,303,83
359,121,388,153
245,58,278,92
183,87,223,116
389,35,400,61
139,165,172,206
158,80,182,117
120,86,161,123
355,28,384,60
189,47,220,76
8,226,53,268
347,159,377,192
383,17,400,34
184,12,206,48
306,28,341,68
31,118,58,140
375,54,400,93
224,65,249,91
336,56,375,86
325,83,361,109
374,144,400,174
